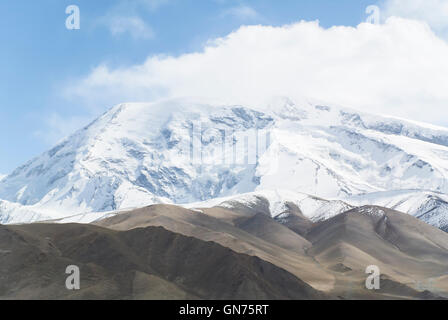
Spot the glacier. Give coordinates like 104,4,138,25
0,97,447,230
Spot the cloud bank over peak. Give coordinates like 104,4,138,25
382,0,448,39
66,17,448,126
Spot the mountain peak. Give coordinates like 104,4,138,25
1,97,448,230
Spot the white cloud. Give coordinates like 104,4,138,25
221,5,259,20
99,0,168,39
106,16,154,39
381,0,448,38
138,0,171,11
112,0,171,12
66,18,448,126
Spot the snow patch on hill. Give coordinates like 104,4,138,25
185,189,354,221
349,190,448,231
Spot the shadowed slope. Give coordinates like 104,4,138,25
96,204,335,291
306,206,448,298
0,223,325,300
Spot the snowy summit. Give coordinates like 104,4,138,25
0,97,447,230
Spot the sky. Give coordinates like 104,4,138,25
1,0,448,174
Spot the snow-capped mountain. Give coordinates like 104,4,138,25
185,189,354,222
1,97,448,229
0,98,275,221
0,199,51,224
349,190,448,232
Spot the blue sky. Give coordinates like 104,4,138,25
0,0,446,174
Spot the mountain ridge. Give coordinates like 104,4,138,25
1,97,447,230
0,223,326,299
93,202,448,299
